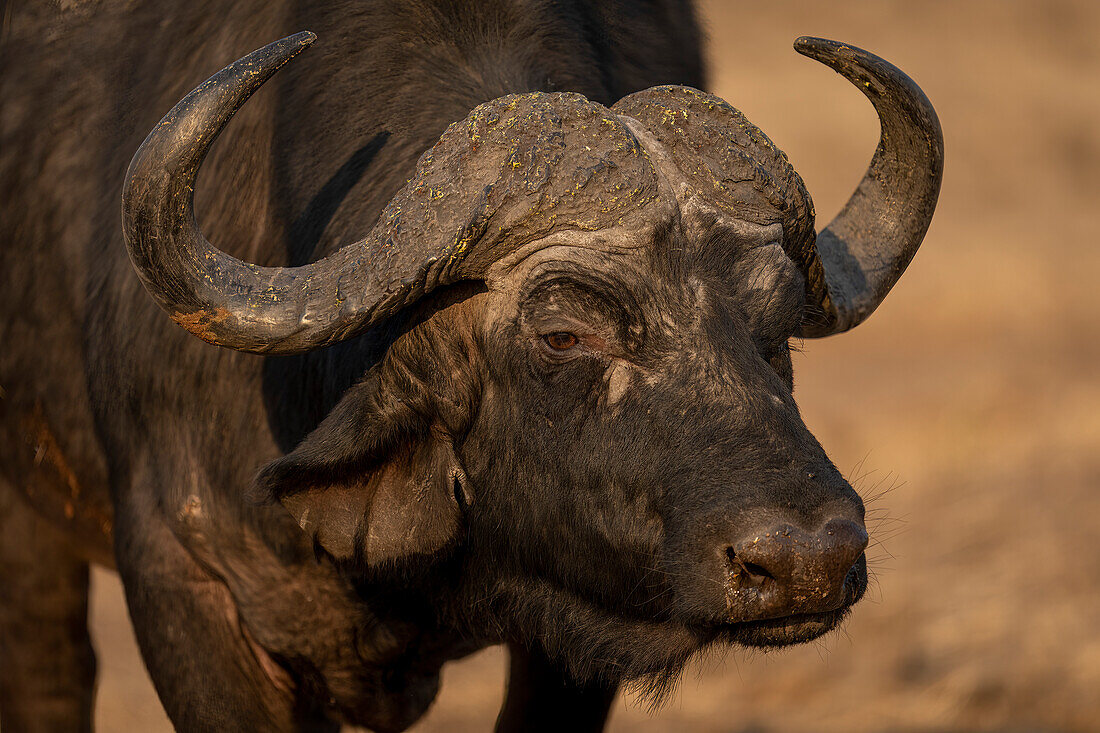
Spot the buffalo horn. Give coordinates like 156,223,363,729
122,33,658,355
122,32,457,355
794,37,944,337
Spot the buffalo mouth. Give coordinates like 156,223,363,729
706,554,868,648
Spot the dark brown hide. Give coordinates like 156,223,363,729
1,2,942,731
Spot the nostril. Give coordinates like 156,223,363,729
740,560,774,580
725,547,775,585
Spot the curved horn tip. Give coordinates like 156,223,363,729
793,36,843,57
286,30,318,49
121,29,323,355
791,35,943,338
264,31,317,63
253,31,317,68
793,36,878,74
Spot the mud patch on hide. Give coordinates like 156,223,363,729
172,308,232,344
604,361,636,411
19,402,113,537
22,402,82,501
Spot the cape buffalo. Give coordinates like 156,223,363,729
0,2,942,730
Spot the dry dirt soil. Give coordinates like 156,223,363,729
84,1,1100,731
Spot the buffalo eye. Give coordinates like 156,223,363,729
543,332,578,351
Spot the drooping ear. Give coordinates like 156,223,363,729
253,371,473,566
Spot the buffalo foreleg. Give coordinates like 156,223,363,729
495,642,618,733
112,497,337,733
0,481,97,732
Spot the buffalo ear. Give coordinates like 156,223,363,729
253,374,471,565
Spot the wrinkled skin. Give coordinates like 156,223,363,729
468,221,867,657
258,211,868,689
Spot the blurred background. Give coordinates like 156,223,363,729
89,1,1100,731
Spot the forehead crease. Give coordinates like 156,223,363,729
691,219,786,277
524,265,636,314
643,207,786,284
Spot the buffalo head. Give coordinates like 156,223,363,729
122,33,941,684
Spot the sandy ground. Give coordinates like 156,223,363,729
82,1,1100,731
